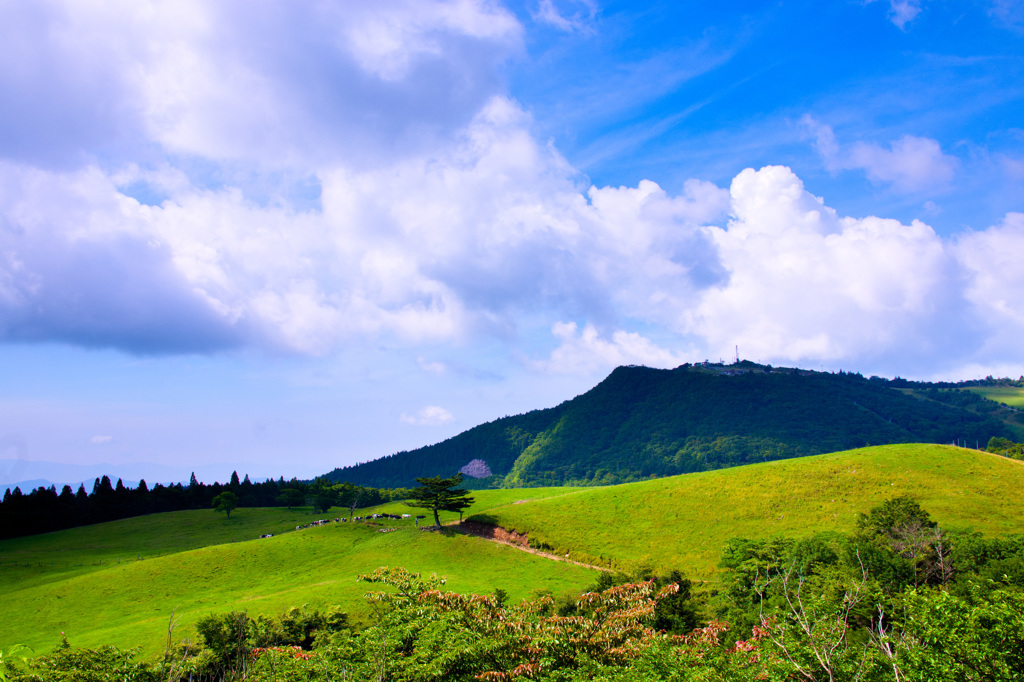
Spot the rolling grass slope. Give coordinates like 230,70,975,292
0,507,318,593
470,444,1024,580
7,445,1024,658
0,488,580,593
0,493,593,658
968,385,1024,409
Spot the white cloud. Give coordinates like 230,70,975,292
417,357,449,375
532,0,598,32
867,0,922,29
531,321,688,375
685,165,982,372
89,435,114,445
0,2,1022,381
848,136,956,192
400,405,455,426
803,116,956,193
0,0,522,168
888,0,922,29
954,212,1024,354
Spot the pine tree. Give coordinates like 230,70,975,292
405,474,474,529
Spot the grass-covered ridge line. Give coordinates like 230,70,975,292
0,499,595,657
471,444,1024,580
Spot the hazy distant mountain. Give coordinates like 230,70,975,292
0,459,189,495
324,363,1020,489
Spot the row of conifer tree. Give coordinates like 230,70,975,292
0,472,402,539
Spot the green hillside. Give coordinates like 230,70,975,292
327,364,1019,488
469,444,1024,580
0,500,593,657
5,444,1023,661
969,385,1024,408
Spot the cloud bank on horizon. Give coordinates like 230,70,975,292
0,0,1022,479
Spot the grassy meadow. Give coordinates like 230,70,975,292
5,444,1024,660
471,444,1024,580
0,504,594,657
968,385,1024,408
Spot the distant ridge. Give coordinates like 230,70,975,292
325,362,1022,488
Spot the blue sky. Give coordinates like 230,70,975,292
1,0,1022,487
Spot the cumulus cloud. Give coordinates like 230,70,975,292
803,116,956,193
0,89,733,356
685,166,983,373
954,212,1024,356
0,0,522,168
89,435,114,445
1,1,1022,381
0,164,246,353
400,406,455,426
531,321,688,375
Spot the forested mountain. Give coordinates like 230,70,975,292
325,362,1023,488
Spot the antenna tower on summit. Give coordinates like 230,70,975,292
735,345,739,364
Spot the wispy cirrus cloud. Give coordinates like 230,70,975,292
532,0,598,33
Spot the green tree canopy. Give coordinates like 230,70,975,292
857,496,936,540
276,488,304,509
212,491,239,519
405,473,474,528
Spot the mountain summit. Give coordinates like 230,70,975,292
325,363,1019,488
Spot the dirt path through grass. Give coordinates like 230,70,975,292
448,521,614,572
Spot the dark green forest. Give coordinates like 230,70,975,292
326,363,1023,488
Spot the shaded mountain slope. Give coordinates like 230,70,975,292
326,364,1017,488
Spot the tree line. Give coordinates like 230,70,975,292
0,473,411,539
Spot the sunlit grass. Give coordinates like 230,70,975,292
473,444,1024,580
0,517,596,657
967,385,1024,409
6,445,1023,659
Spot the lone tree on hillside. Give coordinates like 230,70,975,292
406,474,474,529
212,491,239,519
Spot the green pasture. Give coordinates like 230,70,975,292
364,485,581,522
7,445,1024,659
472,444,1024,580
0,488,579,594
0,519,596,658
0,507,319,593
967,385,1024,409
